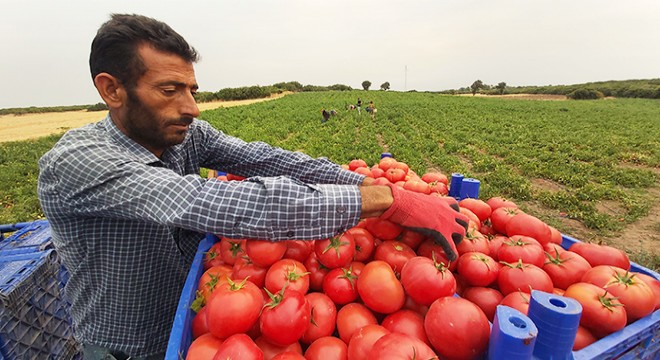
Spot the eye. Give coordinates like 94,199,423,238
161,87,177,96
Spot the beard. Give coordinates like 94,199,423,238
123,88,193,152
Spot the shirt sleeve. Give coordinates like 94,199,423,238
39,138,362,241
194,120,366,186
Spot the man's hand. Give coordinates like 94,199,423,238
380,183,469,261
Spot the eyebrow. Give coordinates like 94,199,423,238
155,81,199,91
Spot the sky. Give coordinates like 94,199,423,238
1,0,659,108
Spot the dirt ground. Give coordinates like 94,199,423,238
459,93,568,100
0,92,287,143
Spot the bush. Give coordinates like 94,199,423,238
86,102,109,112
567,88,604,100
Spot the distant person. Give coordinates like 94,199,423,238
322,109,331,123
37,13,468,359
366,101,377,119
357,97,362,114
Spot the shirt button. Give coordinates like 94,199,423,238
336,206,347,214
286,230,295,238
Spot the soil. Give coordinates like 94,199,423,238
0,92,288,143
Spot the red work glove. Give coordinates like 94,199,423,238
380,183,469,261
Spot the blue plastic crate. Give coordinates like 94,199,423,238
165,234,217,360
0,220,52,252
165,233,660,360
0,250,77,360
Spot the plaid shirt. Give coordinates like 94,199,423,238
37,115,364,357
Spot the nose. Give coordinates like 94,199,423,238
182,91,200,118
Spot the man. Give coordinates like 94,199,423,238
37,14,468,359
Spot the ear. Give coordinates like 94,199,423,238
93,73,126,109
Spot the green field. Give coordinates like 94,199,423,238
1,91,658,270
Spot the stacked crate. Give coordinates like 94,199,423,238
0,221,80,360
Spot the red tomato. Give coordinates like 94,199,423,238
459,207,481,228
381,309,429,346
385,168,407,183
373,240,416,275
265,259,310,295
204,242,225,270
486,196,518,211
246,240,287,268
397,229,426,252
272,352,305,360
542,250,592,290
368,333,438,359
284,240,314,263
544,242,566,255
548,226,563,244
364,217,403,240
499,290,531,315
402,294,430,317
304,336,347,360
564,282,627,338
457,229,491,256
479,219,496,236
378,157,397,171
232,256,268,289
301,293,337,344
314,232,356,269
357,260,405,314
371,176,391,186
505,213,552,246
416,239,457,272
207,278,263,339
304,252,329,292
347,324,390,360
346,227,375,262
428,181,449,195
497,235,545,267
322,266,359,305
568,242,630,270
462,287,504,322
213,333,264,360
400,256,456,306
498,261,554,295
198,265,232,304
192,306,209,339
459,198,492,223
633,272,660,310
186,333,224,360
490,207,523,235
219,238,247,266
353,167,373,177
421,171,449,186
572,326,598,351
336,302,378,344
487,235,509,260
403,180,431,194
581,265,655,323
348,159,368,170
254,337,302,360
456,252,500,287
260,289,311,346
424,297,490,359
371,167,386,178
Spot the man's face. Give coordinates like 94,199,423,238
118,45,200,156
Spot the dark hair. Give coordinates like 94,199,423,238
89,14,199,89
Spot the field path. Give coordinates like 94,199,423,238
0,93,288,143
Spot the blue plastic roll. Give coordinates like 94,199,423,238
528,290,582,360
449,173,464,198
460,178,481,199
216,171,227,176
380,152,393,159
488,305,538,360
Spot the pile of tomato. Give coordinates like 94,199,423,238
186,157,660,360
